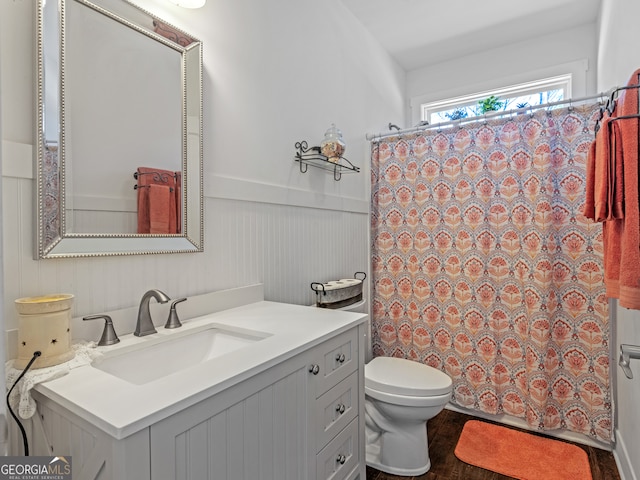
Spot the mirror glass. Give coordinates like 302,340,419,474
36,0,203,258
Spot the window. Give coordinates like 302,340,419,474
421,74,572,125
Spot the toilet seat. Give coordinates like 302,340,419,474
365,357,452,397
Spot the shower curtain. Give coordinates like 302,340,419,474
370,104,612,443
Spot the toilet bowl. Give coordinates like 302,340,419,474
364,356,452,476
313,296,452,476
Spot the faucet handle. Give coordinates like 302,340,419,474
84,314,120,346
165,298,187,329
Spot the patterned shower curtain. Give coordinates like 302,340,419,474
370,104,612,443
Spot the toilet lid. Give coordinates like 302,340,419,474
365,356,452,396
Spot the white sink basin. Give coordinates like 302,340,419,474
92,326,268,385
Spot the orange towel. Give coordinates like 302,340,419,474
603,69,640,310
137,187,150,234
583,140,597,219
584,116,624,222
136,167,179,234
175,171,182,234
594,117,612,221
149,185,172,234
608,120,625,220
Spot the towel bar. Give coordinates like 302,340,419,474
134,184,173,192
619,344,640,379
133,170,176,183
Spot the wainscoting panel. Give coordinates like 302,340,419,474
2,176,369,332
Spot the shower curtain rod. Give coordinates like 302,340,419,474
366,91,612,141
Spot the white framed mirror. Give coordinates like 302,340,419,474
35,0,203,258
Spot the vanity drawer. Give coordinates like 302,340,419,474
316,418,359,480
315,371,358,451
310,327,358,397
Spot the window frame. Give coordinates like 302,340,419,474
420,74,572,124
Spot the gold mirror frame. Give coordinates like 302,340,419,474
35,0,203,258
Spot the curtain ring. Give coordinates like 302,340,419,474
599,92,606,106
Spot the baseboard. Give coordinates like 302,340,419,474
444,403,612,451
613,428,638,480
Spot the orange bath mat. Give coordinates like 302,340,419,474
454,420,593,480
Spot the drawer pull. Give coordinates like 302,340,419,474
309,364,320,375
335,353,346,363
336,454,346,465
336,403,346,414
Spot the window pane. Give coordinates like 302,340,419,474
422,75,571,124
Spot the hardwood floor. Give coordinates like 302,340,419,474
366,409,620,480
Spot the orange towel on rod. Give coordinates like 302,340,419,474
175,171,182,234
137,188,150,234
136,167,178,234
149,185,172,234
603,69,640,310
608,120,625,220
583,116,624,222
583,139,597,219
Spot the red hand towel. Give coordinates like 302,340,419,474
603,69,640,310
608,120,625,220
137,187,151,234
584,112,625,223
583,139,597,220
174,171,182,234
593,117,612,222
136,167,178,234
149,184,172,234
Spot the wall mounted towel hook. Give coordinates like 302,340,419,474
619,344,640,379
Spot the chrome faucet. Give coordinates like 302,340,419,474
134,289,171,337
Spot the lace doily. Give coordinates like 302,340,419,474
5,342,103,419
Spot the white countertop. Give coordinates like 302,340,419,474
34,300,367,439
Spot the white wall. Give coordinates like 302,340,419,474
0,0,404,444
0,7,5,454
598,2,640,479
0,0,404,318
406,23,598,127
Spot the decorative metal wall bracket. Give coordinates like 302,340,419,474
294,141,360,181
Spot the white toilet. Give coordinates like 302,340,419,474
323,298,453,477
364,356,452,476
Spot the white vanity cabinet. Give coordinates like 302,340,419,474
151,325,364,480
27,323,366,480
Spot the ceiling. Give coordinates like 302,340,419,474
340,0,602,71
